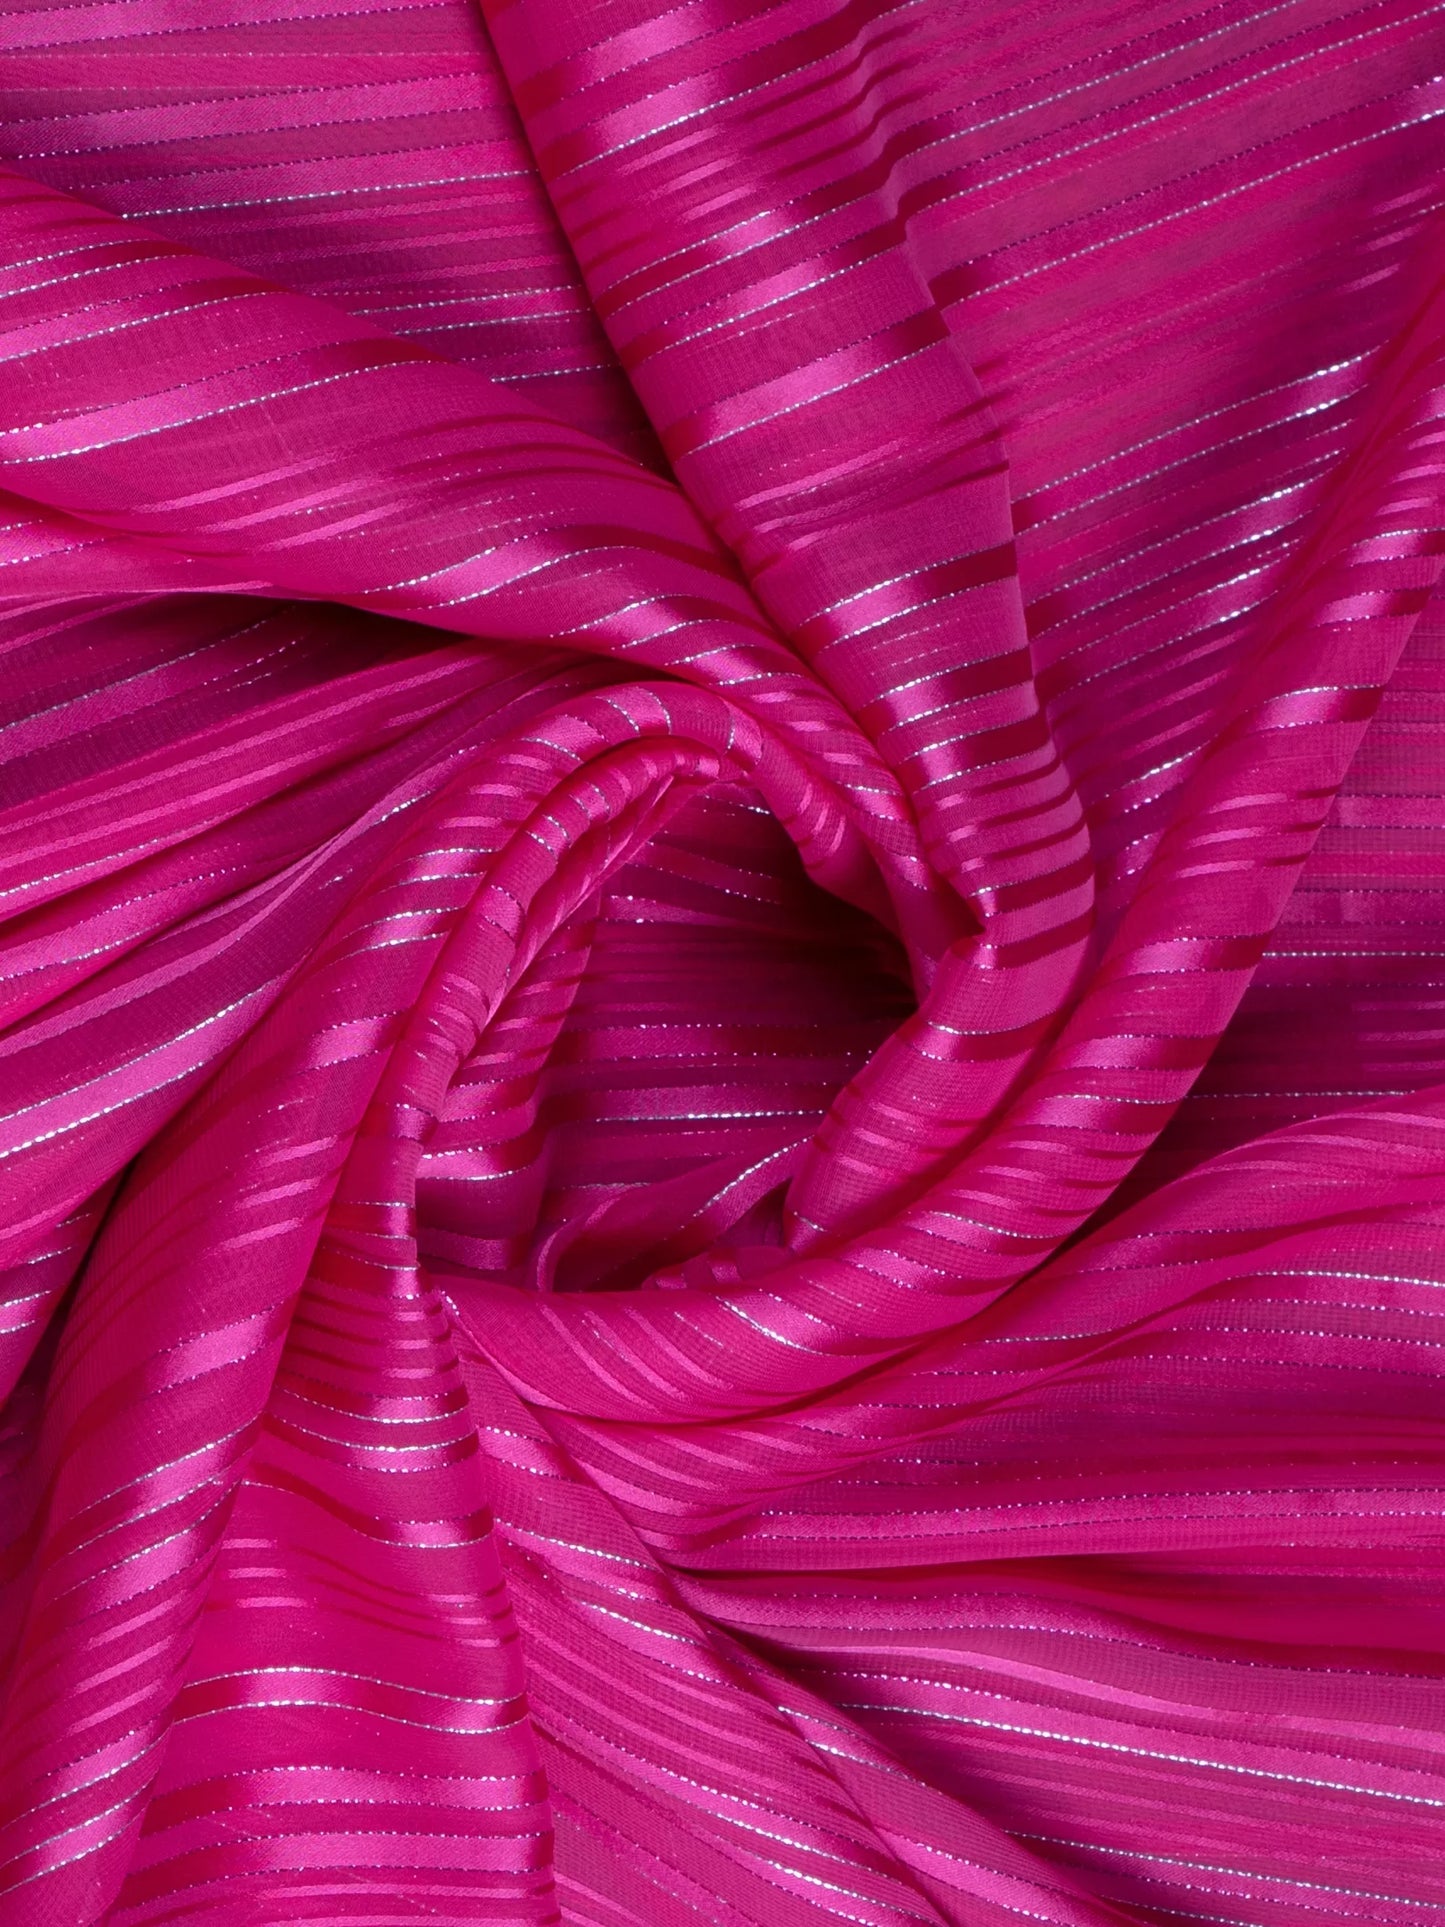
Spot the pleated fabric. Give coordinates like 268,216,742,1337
0,0,1444,1920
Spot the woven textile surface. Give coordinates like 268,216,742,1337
1,0,1444,1920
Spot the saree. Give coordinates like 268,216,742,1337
0,0,1443,1918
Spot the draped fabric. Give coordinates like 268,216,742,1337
1,0,1444,1919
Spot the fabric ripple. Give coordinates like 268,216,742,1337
0,0,1443,1920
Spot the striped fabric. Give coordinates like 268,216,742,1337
0,0,1443,1920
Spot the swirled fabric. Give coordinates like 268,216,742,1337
1,0,1444,1921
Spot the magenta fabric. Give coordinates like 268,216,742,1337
1,0,1444,1920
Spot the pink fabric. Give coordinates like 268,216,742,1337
0,0,1443,1919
